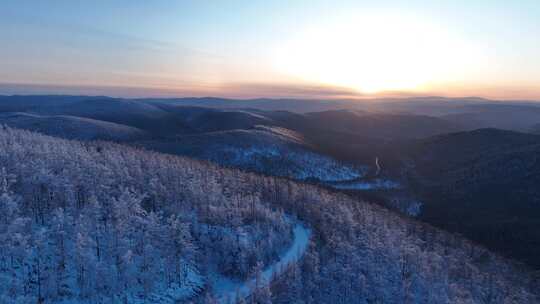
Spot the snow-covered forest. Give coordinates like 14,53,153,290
0,126,538,303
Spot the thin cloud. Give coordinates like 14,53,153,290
216,83,363,99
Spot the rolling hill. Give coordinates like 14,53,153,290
0,112,149,141
139,125,364,182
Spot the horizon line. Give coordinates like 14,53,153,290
0,82,539,103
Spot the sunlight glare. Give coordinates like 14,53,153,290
273,13,477,94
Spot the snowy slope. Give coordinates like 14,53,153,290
0,112,149,141
330,178,400,190
141,126,365,182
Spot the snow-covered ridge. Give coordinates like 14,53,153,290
157,126,367,183
219,145,365,182
0,112,148,141
330,178,400,190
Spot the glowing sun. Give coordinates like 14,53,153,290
273,13,474,94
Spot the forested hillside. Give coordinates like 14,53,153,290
140,126,364,182
0,126,294,303
0,112,149,141
404,128,540,269
0,126,538,303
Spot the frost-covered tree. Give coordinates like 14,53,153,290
0,126,537,304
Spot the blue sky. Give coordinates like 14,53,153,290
1,0,539,99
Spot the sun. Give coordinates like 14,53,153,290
273,13,471,94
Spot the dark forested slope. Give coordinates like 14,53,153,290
405,129,540,269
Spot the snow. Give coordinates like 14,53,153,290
0,112,147,141
210,223,311,303
253,125,306,144
406,201,423,216
331,179,400,190
53,262,204,304
218,145,365,182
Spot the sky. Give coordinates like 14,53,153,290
1,0,539,99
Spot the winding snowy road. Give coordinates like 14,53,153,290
210,223,311,303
